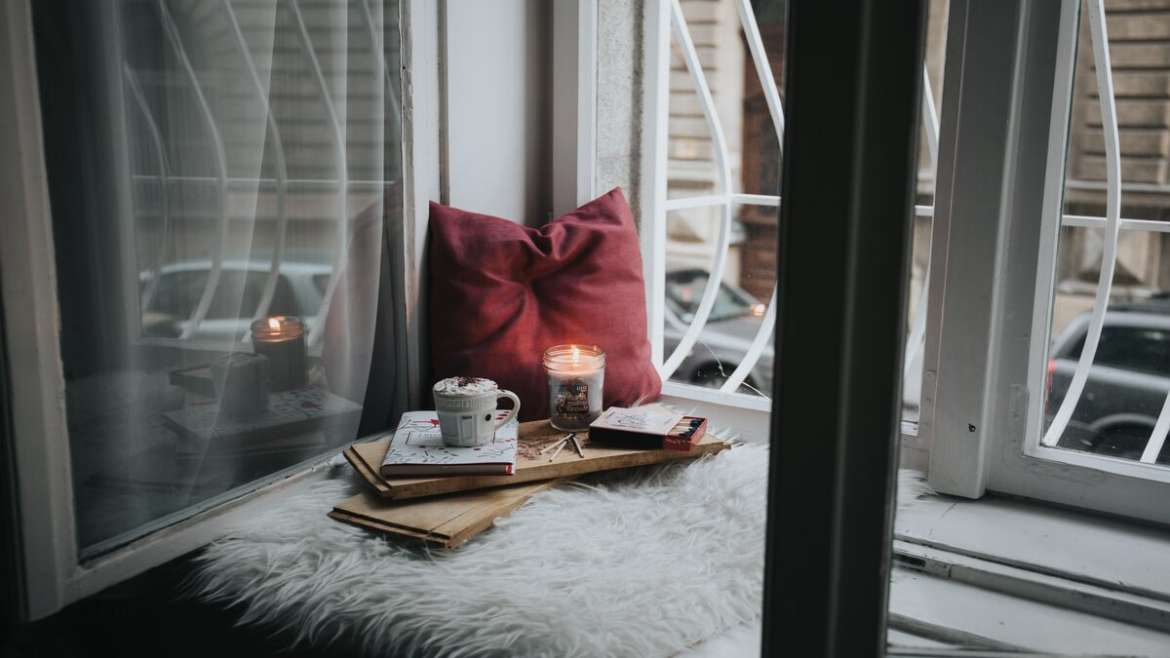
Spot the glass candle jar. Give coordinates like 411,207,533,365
543,344,605,431
250,316,307,392
210,352,270,417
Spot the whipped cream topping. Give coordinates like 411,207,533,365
433,376,498,397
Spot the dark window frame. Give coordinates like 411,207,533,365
761,0,928,653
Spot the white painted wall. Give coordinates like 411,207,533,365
443,0,551,224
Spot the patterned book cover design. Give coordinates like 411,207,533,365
590,407,683,436
382,410,518,469
163,385,362,441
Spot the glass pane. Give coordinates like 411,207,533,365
661,0,940,418
664,207,770,396
666,23,722,200
662,0,783,398
898,0,947,430
1039,2,1170,468
667,38,720,201
666,0,782,200
34,0,402,556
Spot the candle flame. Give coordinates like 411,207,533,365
268,317,281,331
571,346,580,363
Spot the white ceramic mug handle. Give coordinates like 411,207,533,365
495,390,521,429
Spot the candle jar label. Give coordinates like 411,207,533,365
554,379,592,422
548,376,602,431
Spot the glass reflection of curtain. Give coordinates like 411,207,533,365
40,0,400,553
123,0,393,403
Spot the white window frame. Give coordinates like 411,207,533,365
640,0,940,433
641,0,782,416
0,0,445,621
923,0,1170,526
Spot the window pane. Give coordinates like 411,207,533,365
659,0,938,419
1040,2,1170,469
664,206,770,397
890,2,1170,654
1094,326,1170,375
661,0,783,398
34,0,402,556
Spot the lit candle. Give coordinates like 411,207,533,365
250,316,307,392
543,344,605,431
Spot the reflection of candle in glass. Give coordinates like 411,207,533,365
250,315,307,392
543,344,605,431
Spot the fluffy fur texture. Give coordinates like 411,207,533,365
190,439,934,657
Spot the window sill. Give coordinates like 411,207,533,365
659,384,771,443
660,381,771,412
893,476,1170,653
67,455,338,607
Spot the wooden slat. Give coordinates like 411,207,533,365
671,45,718,69
680,0,720,23
669,91,706,115
1108,43,1170,69
669,115,712,138
1075,154,1167,182
1083,98,1170,125
1105,0,1170,12
686,23,718,45
1109,13,1170,41
668,139,715,161
1086,70,1170,96
670,70,717,92
1078,128,1170,155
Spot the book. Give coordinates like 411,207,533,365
329,479,558,549
344,416,730,499
588,407,710,451
379,410,518,477
162,385,362,445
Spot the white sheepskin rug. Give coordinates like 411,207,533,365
189,442,933,657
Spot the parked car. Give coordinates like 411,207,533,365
663,268,773,393
139,260,331,341
1048,300,1170,464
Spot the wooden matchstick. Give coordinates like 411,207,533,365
540,433,573,455
548,438,568,462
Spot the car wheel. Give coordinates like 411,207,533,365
1086,424,1153,462
689,363,759,393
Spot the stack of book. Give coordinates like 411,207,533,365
329,406,727,548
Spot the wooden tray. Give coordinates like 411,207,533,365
329,480,557,549
344,419,728,500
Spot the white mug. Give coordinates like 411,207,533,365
432,377,521,447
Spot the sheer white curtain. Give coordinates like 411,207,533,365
49,0,400,554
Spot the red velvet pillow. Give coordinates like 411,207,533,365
428,188,661,421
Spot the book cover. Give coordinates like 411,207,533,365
162,385,362,444
380,410,518,477
589,407,683,437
